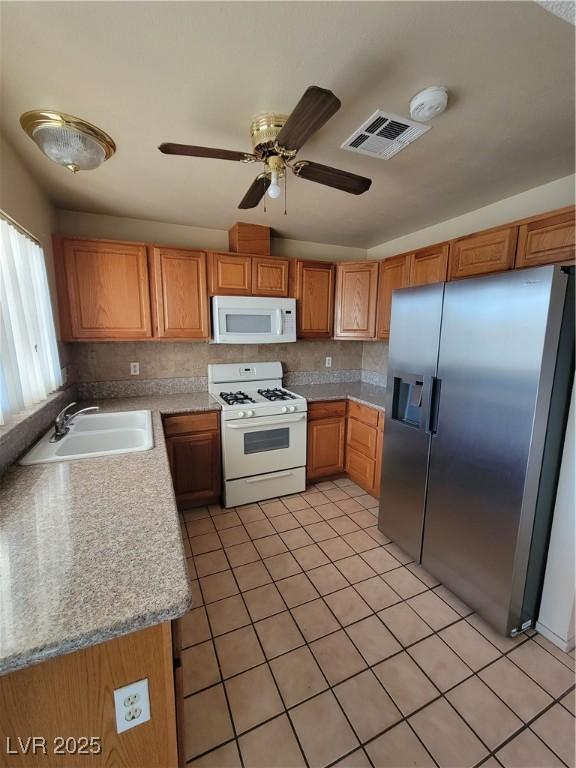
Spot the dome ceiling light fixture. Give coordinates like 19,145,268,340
19,110,116,173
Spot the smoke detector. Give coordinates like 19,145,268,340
409,87,448,122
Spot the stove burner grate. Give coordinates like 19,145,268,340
257,388,297,402
219,391,256,405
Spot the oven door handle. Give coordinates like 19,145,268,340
226,415,305,429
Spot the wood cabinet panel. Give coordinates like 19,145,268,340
449,226,517,280
376,254,410,339
308,400,347,420
307,417,346,480
229,222,270,256
345,446,376,490
163,411,219,437
151,247,209,339
252,256,289,297
334,262,379,339
409,243,449,287
292,260,335,339
59,238,152,340
209,252,252,295
516,208,575,268
166,431,221,509
347,417,378,459
0,623,177,767
348,400,380,428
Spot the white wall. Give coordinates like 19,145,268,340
55,210,366,262
368,175,576,259
537,380,575,652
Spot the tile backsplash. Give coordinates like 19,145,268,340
69,339,388,398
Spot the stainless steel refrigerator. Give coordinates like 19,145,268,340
379,265,574,636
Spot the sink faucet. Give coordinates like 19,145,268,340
50,402,100,442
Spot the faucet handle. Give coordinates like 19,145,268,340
55,401,77,423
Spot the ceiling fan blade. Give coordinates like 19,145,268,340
276,86,341,152
292,160,371,195
238,175,271,209
159,143,256,162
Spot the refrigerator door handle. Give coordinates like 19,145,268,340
425,376,442,435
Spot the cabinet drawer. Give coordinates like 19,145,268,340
308,400,347,420
345,446,375,490
163,411,219,436
348,400,379,427
347,417,378,459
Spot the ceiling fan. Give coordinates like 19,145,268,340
158,86,372,209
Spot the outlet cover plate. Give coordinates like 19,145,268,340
114,678,150,733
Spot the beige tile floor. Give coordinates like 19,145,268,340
176,479,576,768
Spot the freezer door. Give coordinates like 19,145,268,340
378,282,444,560
422,266,567,635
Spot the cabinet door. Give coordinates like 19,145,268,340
449,226,517,280
307,417,345,480
345,447,376,491
334,262,379,339
252,256,289,297
376,255,410,339
209,252,251,295
294,260,335,338
151,247,209,339
516,208,575,268
166,432,221,509
61,239,152,340
409,243,449,287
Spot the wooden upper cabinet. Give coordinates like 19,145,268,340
516,208,575,269
291,260,335,338
409,243,450,287
376,254,410,339
209,251,252,295
334,261,379,339
449,226,517,280
150,247,209,339
57,238,152,340
252,256,289,297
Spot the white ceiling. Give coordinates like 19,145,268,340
1,1,574,248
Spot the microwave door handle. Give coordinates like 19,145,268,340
227,415,305,429
275,308,283,335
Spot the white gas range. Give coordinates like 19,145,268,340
208,362,307,508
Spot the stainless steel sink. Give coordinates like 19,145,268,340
20,410,153,465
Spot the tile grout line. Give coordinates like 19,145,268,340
179,487,574,767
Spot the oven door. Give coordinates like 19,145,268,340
222,413,307,480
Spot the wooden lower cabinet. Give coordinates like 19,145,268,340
164,412,221,509
306,400,346,481
0,623,177,767
345,402,384,497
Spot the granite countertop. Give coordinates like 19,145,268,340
0,393,221,676
290,382,387,412
0,383,385,677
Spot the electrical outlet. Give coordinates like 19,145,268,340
114,679,150,734
130,362,140,376
325,356,332,368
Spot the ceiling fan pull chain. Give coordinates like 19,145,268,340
284,171,287,215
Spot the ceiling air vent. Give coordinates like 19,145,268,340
341,110,430,160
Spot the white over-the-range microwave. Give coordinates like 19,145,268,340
212,296,297,344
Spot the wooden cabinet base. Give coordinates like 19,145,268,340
0,623,177,767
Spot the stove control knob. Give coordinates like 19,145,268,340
247,410,255,417
238,411,245,418
289,406,296,413
281,406,288,413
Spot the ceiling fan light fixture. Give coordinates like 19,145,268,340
20,110,116,172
